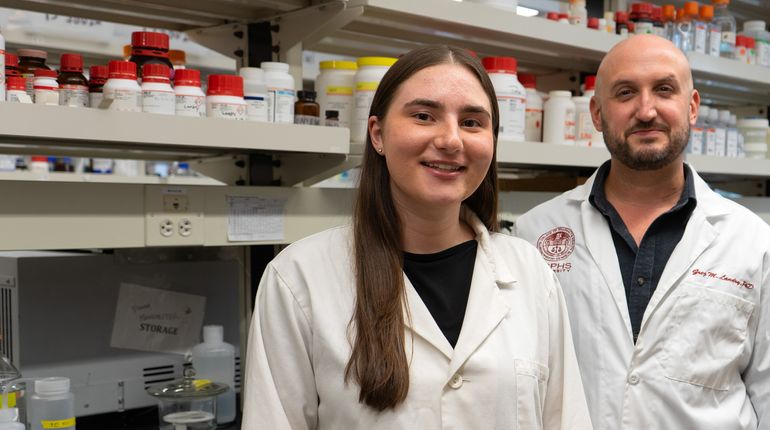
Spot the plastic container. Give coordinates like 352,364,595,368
651,6,665,37
294,90,320,125
715,109,730,156
615,11,629,37
5,77,27,103
141,63,175,115
103,60,141,112
572,96,592,147
352,57,398,142
58,53,88,108
518,73,542,142
261,61,295,124
663,5,677,40
700,5,721,57
29,156,49,174
315,60,357,129
583,75,596,98
169,49,186,70
33,69,59,106
727,113,739,157
482,56,526,142
689,105,708,154
0,356,27,426
27,377,75,430
147,367,227,430
129,31,173,80
735,35,751,63
0,28,5,102
704,107,718,155
325,110,340,127
747,36,758,65
741,21,770,67
674,6,694,52
88,65,108,108
174,69,206,117
5,52,18,78
239,67,269,122
191,325,236,425
737,118,768,159
604,11,616,34
712,0,737,59
206,74,246,120
0,408,24,430
543,91,576,145
630,2,654,35
568,0,587,26
17,49,49,97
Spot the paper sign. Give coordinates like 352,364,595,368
110,283,206,353
227,196,286,242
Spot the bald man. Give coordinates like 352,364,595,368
515,35,770,429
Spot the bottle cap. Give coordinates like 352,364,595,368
549,90,573,98
631,2,652,16
174,69,201,87
546,12,559,21
711,0,729,5
319,60,357,70
34,69,57,78
517,73,537,89
259,61,291,72
6,76,26,91
683,2,699,17
615,11,628,24
747,37,756,49
17,49,47,60
35,377,70,395
588,17,600,29
700,5,714,20
31,156,48,163
735,35,747,47
297,90,317,101
662,5,676,21
89,65,109,80
652,6,662,21
482,56,517,74
558,13,569,21
744,21,767,33
123,45,132,60
60,53,84,73
131,31,170,50
169,49,186,66
325,110,339,119
239,67,265,81
4,52,19,68
207,74,244,97
584,75,596,91
142,63,171,82
676,8,685,20
108,60,137,80
202,325,224,343
355,57,398,68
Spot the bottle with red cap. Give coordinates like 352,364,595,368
0,27,4,101
141,63,174,115
5,52,19,78
615,11,630,37
5,76,27,103
88,65,108,108
652,6,665,37
18,49,50,97
129,31,174,80
174,69,206,117
58,53,88,108
206,75,246,120
482,56,526,142
517,73,543,142
700,5,721,57
33,69,59,106
102,60,141,112
630,2,654,35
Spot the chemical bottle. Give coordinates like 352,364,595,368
715,109,729,157
169,49,186,70
141,63,175,115
482,56,526,142
573,96,592,147
692,3,708,54
351,57,397,142
17,49,50,98
518,73,543,142
0,407,24,430
239,67,269,122
747,36,757,65
261,61,296,124
652,6,665,37
630,2,654,35
294,90,320,125
700,5,721,57
325,110,340,127
0,27,5,102
33,69,59,106
727,113,739,157
88,65,108,108
663,5,677,41
711,0,737,59
315,60,357,129
587,17,600,30
603,11,616,34
582,75,596,98
128,31,173,80
704,107,718,156
689,105,708,155
5,52,18,77
191,325,236,425
28,156,49,174
615,11,630,37
5,77,27,103
103,60,141,112
206,74,246,120
58,53,88,108
740,21,770,67
543,91,576,145
174,69,206,117
675,7,694,52
568,0,587,26
27,377,75,430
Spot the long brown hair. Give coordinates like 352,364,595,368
346,45,500,411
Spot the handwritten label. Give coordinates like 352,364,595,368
691,269,754,289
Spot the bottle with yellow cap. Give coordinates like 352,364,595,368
315,60,357,129
352,56,398,143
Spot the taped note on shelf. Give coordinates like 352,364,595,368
110,283,206,353
227,196,287,242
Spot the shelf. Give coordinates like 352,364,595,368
687,52,770,106
685,154,770,179
497,141,610,170
0,171,226,185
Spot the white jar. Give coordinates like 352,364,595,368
141,63,175,115
103,60,141,112
543,91,576,145
352,56,398,143
240,67,269,122
518,73,543,142
206,74,246,120
737,118,769,159
261,61,295,124
5,77,28,103
482,56,526,142
573,96,593,147
740,21,770,67
174,69,206,117
28,377,75,430
315,60,357,129
33,69,59,106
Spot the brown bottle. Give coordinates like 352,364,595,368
58,53,88,107
17,49,50,96
294,90,320,125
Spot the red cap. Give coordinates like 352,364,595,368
6,76,26,91
31,156,48,163
747,37,756,49
60,53,84,73
652,6,662,21
558,13,569,20
108,60,137,80
735,35,746,47
207,74,244,97
517,73,536,89
588,17,600,29
131,31,170,50
615,11,628,23
4,52,18,68
631,2,653,15
584,75,596,90
34,69,57,78
546,11,559,21
174,69,201,87
142,63,170,81
89,65,109,80
482,56,517,74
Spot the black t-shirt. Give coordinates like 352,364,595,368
403,240,478,348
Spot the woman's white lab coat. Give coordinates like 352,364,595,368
242,208,592,429
513,165,770,430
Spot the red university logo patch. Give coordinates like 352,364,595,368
537,227,576,262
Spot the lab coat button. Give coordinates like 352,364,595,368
449,374,463,389
628,373,640,385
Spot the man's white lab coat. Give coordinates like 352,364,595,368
514,165,770,430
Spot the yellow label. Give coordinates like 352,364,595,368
326,86,353,96
193,379,212,389
0,393,17,408
356,82,379,91
41,417,76,428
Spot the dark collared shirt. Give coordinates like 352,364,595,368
589,161,697,343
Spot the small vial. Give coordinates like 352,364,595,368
325,110,340,127
33,69,59,106
294,90,320,126
174,69,206,117
103,60,141,112
88,65,108,108
141,63,175,115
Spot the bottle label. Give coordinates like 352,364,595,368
92,158,113,173
715,127,727,157
634,22,654,35
0,392,16,407
525,108,543,142
576,110,594,143
690,127,704,154
142,89,175,114
106,88,141,112
564,108,576,141
209,102,246,120
694,23,707,54
41,417,76,429
326,85,353,96
496,94,526,140
756,40,770,67
709,29,721,56
268,88,295,123
7,91,27,103
294,114,320,126
21,73,35,96
721,31,736,45
90,92,104,108
176,94,206,117
705,129,717,155
353,87,377,142
60,84,89,107
726,129,739,157
0,49,4,92
244,94,268,122
320,96,353,128
34,88,59,106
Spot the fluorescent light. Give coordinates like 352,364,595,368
516,6,539,17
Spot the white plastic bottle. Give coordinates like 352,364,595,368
0,407,24,430
701,5,721,57
102,60,141,112
741,21,770,67
315,60,357,129
689,105,708,155
5,77,28,103
726,113,739,157
352,57,398,142
206,74,246,120
568,0,587,26
27,377,75,430
174,69,206,117
715,109,729,157
704,107,718,156
692,6,708,54
543,91,576,145
240,67,269,122
518,73,543,142
712,0,737,59
0,27,5,102
141,63,175,115
482,56,526,142
572,96,592,147
261,62,295,124
33,69,59,106
191,325,236,425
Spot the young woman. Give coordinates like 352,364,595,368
242,45,591,429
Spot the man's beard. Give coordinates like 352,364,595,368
601,118,689,171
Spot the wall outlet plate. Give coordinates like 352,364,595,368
145,186,205,246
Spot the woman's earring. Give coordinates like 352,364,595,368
377,147,383,153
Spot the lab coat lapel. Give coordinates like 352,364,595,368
403,275,454,360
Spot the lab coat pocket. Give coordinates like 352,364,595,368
515,359,548,430
660,287,753,391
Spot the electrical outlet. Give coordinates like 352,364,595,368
178,219,193,237
160,219,174,237
145,186,205,246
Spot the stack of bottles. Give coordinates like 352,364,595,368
688,106,747,158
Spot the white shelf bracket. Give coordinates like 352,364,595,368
273,1,364,56
187,23,250,68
